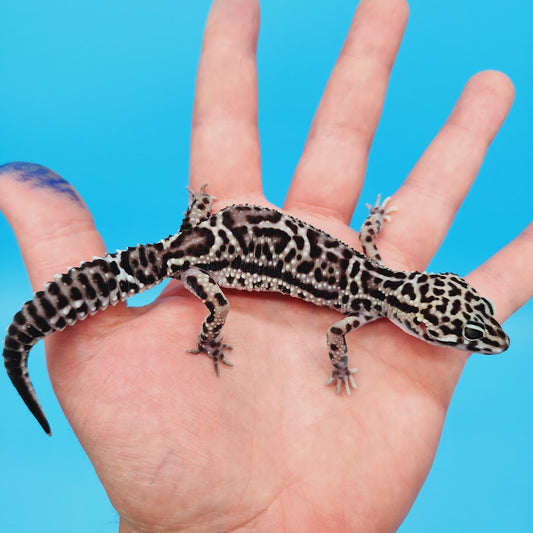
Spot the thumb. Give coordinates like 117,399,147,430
0,162,107,288
0,162,116,433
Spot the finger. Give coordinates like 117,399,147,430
0,163,106,290
285,0,409,221
189,0,262,200
468,222,533,323
384,71,515,270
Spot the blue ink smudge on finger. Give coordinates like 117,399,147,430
0,162,81,204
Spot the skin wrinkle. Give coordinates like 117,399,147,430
288,159,365,222
340,28,402,68
336,47,398,84
276,388,370,529
192,99,258,126
304,59,396,157
376,229,422,272
24,236,103,288
307,118,376,154
200,28,259,56
391,184,480,270
229,336,286,528
400,178,460,219
228,489,283,533
32,216,97,245
288,480,363,531
445,116,499,144
7,197,93,236
192,115,259,134
375,330,465,412
194,57,258,119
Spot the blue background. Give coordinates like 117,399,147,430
1,1,531,531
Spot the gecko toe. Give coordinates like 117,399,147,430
187,336,234,375
326,367,358,395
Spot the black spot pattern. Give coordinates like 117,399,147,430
3,191,510,435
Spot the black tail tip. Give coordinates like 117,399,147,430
27,406,52,435
38,417,52,436
22,399,52,435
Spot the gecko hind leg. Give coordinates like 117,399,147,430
180,267,233,375
179,184,215,232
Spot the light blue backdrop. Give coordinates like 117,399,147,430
1,1,531,531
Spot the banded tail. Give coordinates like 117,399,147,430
3,242,168,434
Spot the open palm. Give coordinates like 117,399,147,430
1,0,532,531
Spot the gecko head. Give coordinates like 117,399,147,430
390,272,510,354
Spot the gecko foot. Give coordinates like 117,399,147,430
365,194,398,223
186,183,216,201
326,367,358,394
186,337,233,377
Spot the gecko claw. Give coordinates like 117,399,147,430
187,183,216,200
213,354,234,377
186,338,233,376
366,194,397,222
326,367,358,394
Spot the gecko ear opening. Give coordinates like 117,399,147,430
481,297,496,316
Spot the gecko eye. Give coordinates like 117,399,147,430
463,323,485,340
481,297,496,316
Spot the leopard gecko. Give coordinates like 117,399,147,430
2,185,510,435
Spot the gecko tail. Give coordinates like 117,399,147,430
3,347,51,435
2,243,168,435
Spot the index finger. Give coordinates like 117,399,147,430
189,0,262,200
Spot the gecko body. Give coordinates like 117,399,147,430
3,186,510,434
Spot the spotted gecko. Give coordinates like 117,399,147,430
3,185,510,435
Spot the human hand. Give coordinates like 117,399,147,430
1,0,531,531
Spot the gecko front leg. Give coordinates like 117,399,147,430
326,314,378,393
359,194,397,264
180,267,233,376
